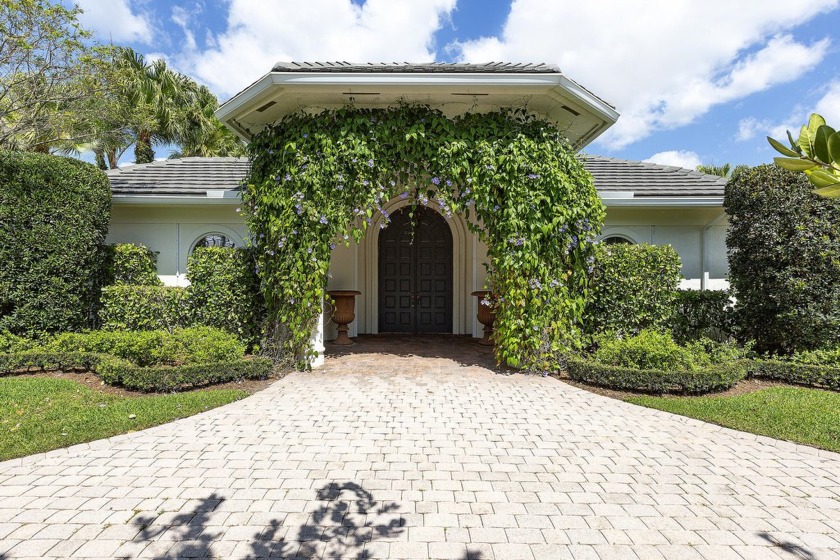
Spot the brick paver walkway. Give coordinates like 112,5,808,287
1,336,839,559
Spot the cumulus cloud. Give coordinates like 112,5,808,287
644,151,702,170
737,80,840,143
76,0,152,44
175,0,456,98
454,0,837,149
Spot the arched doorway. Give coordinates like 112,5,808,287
378,206,453,333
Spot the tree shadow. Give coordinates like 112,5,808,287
129,481,485,559
757,531,817,560
325,334,515,373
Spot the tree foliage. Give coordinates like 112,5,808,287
245,105,604,370
725,164,840,353
768,113,840,197
0,0,92,151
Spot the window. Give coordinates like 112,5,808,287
602,235,634,245
193,233,236,252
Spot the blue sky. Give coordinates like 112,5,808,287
73,0,840,169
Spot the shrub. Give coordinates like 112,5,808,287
0,350,272,392
99,285,191,332
567,355,747,394
187,247,264,348
586,243,682,337
109,244,161,286
789,346,840,367
0,331,35,353
725,164,840,353
0,152,111,336
670,289,734,342
96,356,273,392
748,360,840,391
45,327,244,366
594,330,695,371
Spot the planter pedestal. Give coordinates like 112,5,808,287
471,290,496,346
327,290,361,345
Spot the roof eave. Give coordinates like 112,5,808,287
601,196,724,207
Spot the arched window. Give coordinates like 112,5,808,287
192,233,237,253
602,235,634,245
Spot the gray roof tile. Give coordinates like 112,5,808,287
108,155,726,199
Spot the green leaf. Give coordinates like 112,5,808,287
812,183,840,198
767,136,800,158
807,113,826,135
798,125,814,158
827,131,840,165
814,125,836,164
774,157,818,172
787,130,801,154
807,169,840,189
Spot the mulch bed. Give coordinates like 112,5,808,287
2,370,282,397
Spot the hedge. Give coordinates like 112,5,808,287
109,243,161,286
47,327,245,366
0,350,273,392
99,285,191,332
0,152,111,336
725,165,840,353
670,289,734,342
748,360,840,392
586,243,682,336
187,247,264,348
566,355,748,394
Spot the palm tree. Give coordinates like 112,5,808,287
170,85,245,158
697,163,749,179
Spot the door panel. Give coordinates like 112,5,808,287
378,206,453,333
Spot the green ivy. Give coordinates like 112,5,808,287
244,106,604,370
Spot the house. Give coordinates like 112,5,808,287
106,62,729,364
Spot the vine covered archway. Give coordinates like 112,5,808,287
243,105,605,370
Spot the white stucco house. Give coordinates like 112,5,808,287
105,62,729,355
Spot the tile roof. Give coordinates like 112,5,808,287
108,156,726,199
582,155,727,197
107,157,250,196
270,61,562,73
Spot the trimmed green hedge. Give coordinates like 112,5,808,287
748,360,840,391
567,355,748,394
586,243,682,337
109,243,161,286
47,327,245,366
187,247,264,348
0,350,273,392
99,285,191,331
670,289,734,342
0,152,111,336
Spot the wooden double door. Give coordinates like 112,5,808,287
378,206,453,333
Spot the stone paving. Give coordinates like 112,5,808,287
1,335,839,559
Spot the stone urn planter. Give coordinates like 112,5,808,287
327,290,361,345
471,290,496,346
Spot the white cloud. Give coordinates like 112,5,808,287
644,150,702,170
76,0,152,44
737,80,840,143
454,0,838,149
175,0,456,98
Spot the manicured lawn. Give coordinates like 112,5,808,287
627,386,840,453
0,376,248,461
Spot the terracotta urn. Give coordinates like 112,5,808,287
327,290,361,345
471,290,496,346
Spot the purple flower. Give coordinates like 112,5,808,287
363,180,370,186
337,185,344,191
268,250,275,256
319,215,328,224
446,179,452,186
290,297,295,304
527,173,539,179
329,243,336,250
285,174,292,181
400,191,409,199
368,159,374,167
431,177,441,186
295,203,303,214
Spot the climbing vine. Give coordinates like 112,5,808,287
244,105,604,370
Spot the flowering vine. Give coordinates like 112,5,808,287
244,105,604,370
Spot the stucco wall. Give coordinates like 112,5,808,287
107,200,730,339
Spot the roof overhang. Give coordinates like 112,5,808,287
216,71,619,150
602,196,724,207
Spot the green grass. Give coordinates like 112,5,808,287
0,376,248,461
627,387,840,453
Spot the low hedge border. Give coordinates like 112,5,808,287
0,351,273,392
566,355,748,394
748,359,840,392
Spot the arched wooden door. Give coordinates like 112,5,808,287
378,206,453,333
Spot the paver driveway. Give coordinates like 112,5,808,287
1,336,839,560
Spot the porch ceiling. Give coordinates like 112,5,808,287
216,62,619,150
